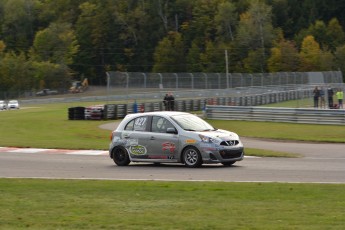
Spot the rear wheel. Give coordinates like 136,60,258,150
112,147,130,166
183,146,202,168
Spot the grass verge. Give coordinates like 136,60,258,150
245,148,302,158
207,120,345,143
0,102,343,154
0,179,344,229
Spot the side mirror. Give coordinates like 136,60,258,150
166,127,178,134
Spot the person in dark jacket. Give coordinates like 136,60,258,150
168,93,175,111
313,86,320,108
163,94,169,111
327,87,334,108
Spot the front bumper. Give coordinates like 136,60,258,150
199,143,244,164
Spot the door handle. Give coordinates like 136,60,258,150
150,136,155,140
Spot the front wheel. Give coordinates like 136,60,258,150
112,147,130,166
182,146,202,168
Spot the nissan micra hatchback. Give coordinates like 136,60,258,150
109,111,244,167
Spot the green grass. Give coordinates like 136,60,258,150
208,120,345,143
0,102,111,149
0,102,343,155
0,179,344,229
0,102,344,229
245,148,302,158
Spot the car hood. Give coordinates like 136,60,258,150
195,129,239,140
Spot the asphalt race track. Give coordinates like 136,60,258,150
0,122,344,183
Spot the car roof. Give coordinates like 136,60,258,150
126,111,190,118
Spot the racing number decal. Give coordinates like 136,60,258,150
135,117,147,127
133,117,148,131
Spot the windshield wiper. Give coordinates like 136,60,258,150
184,128,196,131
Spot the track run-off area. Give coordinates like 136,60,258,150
1,131,344,183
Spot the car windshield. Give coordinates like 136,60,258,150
171,114,215,131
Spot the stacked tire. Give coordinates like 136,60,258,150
104,104,117,119
68,107,85,120
85,105,104,120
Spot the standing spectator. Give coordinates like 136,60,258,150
163,94,169,111
327,87,334,108
167,92,175,111
313,86,320,108
336,88,344,109
319,87,325,108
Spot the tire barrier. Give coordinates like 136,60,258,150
68,89,315,120
104,104,116,119
192,99,201,111
68,107,85,120
85,105,104,120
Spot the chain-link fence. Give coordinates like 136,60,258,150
5,71,344,110
106,71,343,90
102,71,343,109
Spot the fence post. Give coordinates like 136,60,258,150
190,73,194,89
174,73,178,90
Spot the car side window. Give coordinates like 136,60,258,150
124,119,135,131
151,116,175,133
133,116,148,131
125,116,148,131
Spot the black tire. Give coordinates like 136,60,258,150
222,161,236,167
112,147,130,166
182,146,202,168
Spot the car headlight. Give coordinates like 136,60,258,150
199,134,220,144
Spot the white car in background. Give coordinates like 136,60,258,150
7,100,20,109
0,100,7,110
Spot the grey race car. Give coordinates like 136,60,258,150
109,111,244,167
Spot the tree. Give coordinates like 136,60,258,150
215,1,238,41
299,35,321,71
30,22,79,65
267,34,300,72
319,50,335,71
186,40,202,72
243,49,265,73
185,0,223,45
236,0,275,72
334,44,345,81
0,52,34,92
327,18,345,52
0,41,6,53
114,0,162,72
200,40,225,73
29,22,78,88
31,61,70,90
0,0,38,52
308,20,328,50
153,31,186,72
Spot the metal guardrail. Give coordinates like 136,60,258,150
205,106,345,125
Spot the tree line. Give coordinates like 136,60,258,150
1,0,345,94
